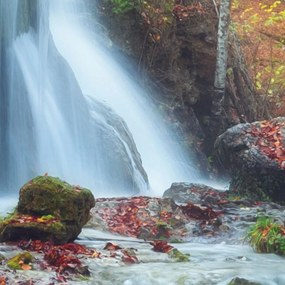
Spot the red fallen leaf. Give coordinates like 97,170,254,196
180,203,218,220
18,240,52,252
276,148,284,157
61,243,92,254
122,252,139,264
256,138,268,147
248,121,285,168
104,242,122,251
150,240,174,253
55,274,67,283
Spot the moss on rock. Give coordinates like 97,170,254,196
18,176,95,225
0,176,95,244
7,252,33,270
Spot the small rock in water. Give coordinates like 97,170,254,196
228,277,262,285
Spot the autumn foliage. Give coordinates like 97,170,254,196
94,196,222,241
246,120,285,168
232,0,285,115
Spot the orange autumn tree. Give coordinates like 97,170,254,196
231,0,285,116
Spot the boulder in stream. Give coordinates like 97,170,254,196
228,277,262,285
0,176,95,244
215,117,285,202
162,182,227,205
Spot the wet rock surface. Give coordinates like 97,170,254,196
87,185,285,244
215,117,285,202
228,277,262,285
163,182,227,204
1,183,285,284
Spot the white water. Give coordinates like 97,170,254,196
48,0,201,195
0,0,203,197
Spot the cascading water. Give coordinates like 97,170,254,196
48,0,203,194
0,0,202,200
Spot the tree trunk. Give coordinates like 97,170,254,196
212,0,232,117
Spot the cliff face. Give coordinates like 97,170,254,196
93,0,268,175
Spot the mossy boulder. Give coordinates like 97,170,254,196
18,176,95,224
0,176,95,244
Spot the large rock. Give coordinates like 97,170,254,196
215,117,285,202
162,182,227,205
0,176,95,244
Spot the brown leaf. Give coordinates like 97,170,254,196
151,240,174,253
104,242,122,251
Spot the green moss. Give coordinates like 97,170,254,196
156,220,172,230
40,214,56,221
18,175,95,223
168,248,190,262
168,238,183,243
109,0,138,14
7,252,33,270
0,211,67,243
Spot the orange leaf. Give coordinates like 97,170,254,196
21,264,32,270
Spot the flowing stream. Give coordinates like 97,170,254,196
77,229,285,285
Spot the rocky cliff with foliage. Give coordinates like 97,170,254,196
89,0,269,175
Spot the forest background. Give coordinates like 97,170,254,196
232,0,285,116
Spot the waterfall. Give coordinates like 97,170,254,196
0,0,202,197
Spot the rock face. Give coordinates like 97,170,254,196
87,97,149,195
0,176,95,244
93,0,269,173
215,117,285,202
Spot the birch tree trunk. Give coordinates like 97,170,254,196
212,0,232,117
